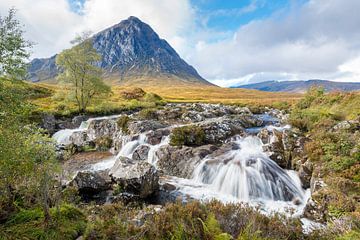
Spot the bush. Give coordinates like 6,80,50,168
94,136,113,151
138,108,158,120
120,87,146,100
170,125,205,146
117,115,131,134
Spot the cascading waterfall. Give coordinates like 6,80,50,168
54,113,310,217
52,114,121,145
192,136,305,203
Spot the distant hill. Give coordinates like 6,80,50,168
234,80,360,93
27,16,212,86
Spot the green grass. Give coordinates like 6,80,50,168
0,204,87,240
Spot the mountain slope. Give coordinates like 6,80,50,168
27,16,211,86
234,80,360,93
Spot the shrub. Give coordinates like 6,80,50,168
120,87,146,100
170,125,205,146
142,92,162,102
138,108,157,120
95,136,113,151
117,115,131,134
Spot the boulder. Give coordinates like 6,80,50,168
87,119,118,141
156,144,218,178
132,145,150,161
69,171,111,195
197,117,248,145
128,120,168,135
146,128,170,145
298,160,313,189
72,115,89,128
262,129,306,169
41,114,56,134
109,157,159,198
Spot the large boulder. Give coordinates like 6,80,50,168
86,119,118,141
156,144,218,178
261,129,306,169
197,116,255,144
132,145,150,161
69,171,111,195
41,113,56,134
109,157,159,198
298,159,313,189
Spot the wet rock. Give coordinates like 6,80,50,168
128,120,168,134
132,145,150,161
109,157,159,198
181,111,206,122
72,115,89,128
298,160,313,189
41,113,56,134
303,198,327,222
257,128,272,144
146,128,170,145
69,131,88,147
156,144,218,178
87,119,118,141
69,171,111,195
263,129,306,169
157,107,183,122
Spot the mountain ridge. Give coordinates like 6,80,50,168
27,16,212,86
234,79,360,93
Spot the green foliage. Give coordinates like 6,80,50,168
0,8,32,79
117,115,131,134
170,125,206,146
138,108,158,120
0,204,87,240
56,32,111,113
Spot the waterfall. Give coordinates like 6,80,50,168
52,114,121,145
192,136,305,203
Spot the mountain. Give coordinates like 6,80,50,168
234,80,360,93
27,16,211,86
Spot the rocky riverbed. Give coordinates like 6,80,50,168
48,103,323,231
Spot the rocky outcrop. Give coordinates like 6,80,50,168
69,171,111,195
87,119,118,141
28,16,209,85
156,144,218,178
109,157,159,198
196,115,261,145
260,128,306,169
146,128,170,145
128,120,168,135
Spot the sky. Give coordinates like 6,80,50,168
1,0,359,87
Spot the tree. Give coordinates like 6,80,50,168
56,32,110,113
0,8,32,79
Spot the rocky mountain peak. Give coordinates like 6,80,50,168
27,16,211,86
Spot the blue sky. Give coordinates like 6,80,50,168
1,0,359,86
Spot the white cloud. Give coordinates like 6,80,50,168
1,0,359,86
0,0,195,58
189,0,360,86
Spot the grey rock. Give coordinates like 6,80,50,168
109,157,159,198
156,144,217,178
128,120,168,135
146,128,170,145
69,171,111,195
132,145,150,161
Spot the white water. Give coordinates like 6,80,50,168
52,114,121,145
